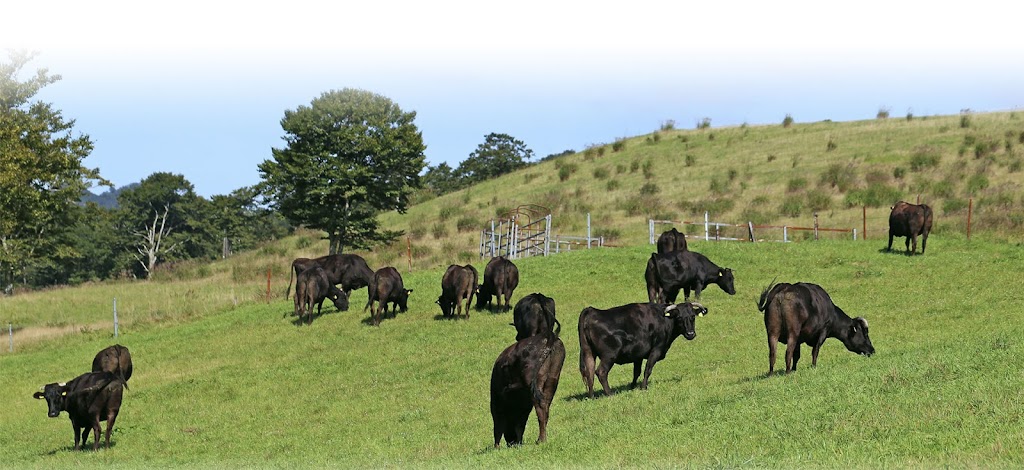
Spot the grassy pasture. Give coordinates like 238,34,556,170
3,238,1023,467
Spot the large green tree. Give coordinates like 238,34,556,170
456,132,533,185
258,89,427,254
0,51,106,289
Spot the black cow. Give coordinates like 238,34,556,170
293,266,349,325
578,302,707,398
33,371,125,450
364,267,412,326
757,281,875,375
477,256,519,312
285,254,375,300
438,264,478,319
888,201,934,255
91,344,133,388
512,293,559,341
656,227,688,254
645,250,735,303
490,328,565,447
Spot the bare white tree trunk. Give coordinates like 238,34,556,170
132,205,179,279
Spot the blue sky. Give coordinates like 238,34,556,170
4,1,1023,197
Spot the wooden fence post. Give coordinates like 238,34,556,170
748,222,755,242
407,237,413,271
265,268,271,304
967,198,973,240
813,213,819,241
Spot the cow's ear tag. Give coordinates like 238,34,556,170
61,391,67,396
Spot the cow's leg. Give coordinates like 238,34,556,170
91,418,102,450
580,353,596,399
791,345,802,371
921,231,929,254
910,234,918,255
595,360,615,397
887,233,894,252
767,335,779,376
904,236,911,254
630,360,643,389
534,398,551,444
512,410,529,446
104,408,118,449
784,334,799,373
492,409,505,448
694,282,704,301
73,423,82,450
680,287,689,302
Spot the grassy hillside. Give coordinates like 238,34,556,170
3,239,1023,467
376,111,1024,271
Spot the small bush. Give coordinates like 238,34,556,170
893,167,906,179
1019,131,1024,144
787,177,808,193
707,132,716,141
782,114,794,128
593,167,610,179
619,195,665,217
820,163,856,192
826,137,838,151
593,227,622,242
456,216,479,233
408,223,427,241
688,197,734,216
909,146,942,171
685,154,696,167
583,147,597,160
877,107,890,119
642,160,655,179
678,135,690,143
780,195,804,217
806,189,832,212
727,168,738,181
741,206,775,225
612,139,627,152
630,160,640,173
661,120,676,131
597,146,606,157
697,117,712,129
558,163,578,182
865,169,890,185
751,195,770,206
844,183,903,208
606,179,621,191
965,174,989,195
960,112,972,128
639,182,660,196
296,235,315,250
1009,158,1022,173
494,205,511,218
767,154,777,162
523,172,540,184
615,163,626,174
438,206,457,222
943,197,968,214
709,177,729,195
906,110,914,121
431,222,449,239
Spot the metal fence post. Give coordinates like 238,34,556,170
853,228,857,241
113,298,119,338
704,212,709,241
490,219,496,257
813,212,819,241
784,226,788,243
8,323,12,352
544,215,551,257
587,213,592,249
649,219,655,245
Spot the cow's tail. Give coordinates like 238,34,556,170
284,265,295,300
529,330,561,407
552,318,561,337
578,307,597,388
757,277,778,313
114,347,129,390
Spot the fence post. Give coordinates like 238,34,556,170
649,219,655,244
748,222,755,242
862,206,867,240
813,212,819,241
544,215,551,257
704,212,709,241
113,298,119,338
853,228,857,241
784,226,788,243
265,268,271,304
222,237,230,259
967,198,973,240
587,213,592,249
407,237,413,271
8,322,12,352
490,219,496,257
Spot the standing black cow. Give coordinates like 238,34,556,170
477,256,519,312
33,371,125,450
285,254,375,300
490,328,565,447
293,266,349,325
888,201,934,255
757,281,875,375
92,344,133,388
437,264,478,319
578,302,707,398
512,293,559,341
645,250,735,303
364,267,412,326
656,227,688,254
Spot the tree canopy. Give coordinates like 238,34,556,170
456,133,534,185
258,88,426,254
0,51,107,288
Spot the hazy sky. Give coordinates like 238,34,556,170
4,1,1023,197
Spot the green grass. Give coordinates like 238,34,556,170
4,238,1023,467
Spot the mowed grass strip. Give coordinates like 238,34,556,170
3,239,1023,467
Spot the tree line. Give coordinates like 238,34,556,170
1,52,538,290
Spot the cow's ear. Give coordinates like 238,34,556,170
664,304,677,317
33,391,44,399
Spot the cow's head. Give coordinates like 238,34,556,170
844,317,875,357
328,287,349,312
33,382,69,418
397,289,413,312
664,302,706,340
436,296,454,316
716,268,736,295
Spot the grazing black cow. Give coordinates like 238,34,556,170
33,371,125,450
490,328,565,447
364,267,412,326
578,302,707,398
437,264,478,319
512,293,559,341
92,344,133,388
656,227,688,254
645,250,735,303
285,254,375,299
477,256,519,312
757,281,875,375
888,201,934,255
293,266,349,325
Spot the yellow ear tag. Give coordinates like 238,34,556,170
664,311,672,317
61,391,67,396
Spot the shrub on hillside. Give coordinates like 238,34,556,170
826,137,838,151
523,172,540,184
893,167,907,179
909,146,942,171
408,222,427,241
619,195,664,217
728,168,739,182
787,177,808,193
439,206,458,222
931,180,956,199
583,147,597,160
806,189,833,212
685,197,734,216
965,174,989,195
431,222,449,239
782,114,794,128
820,163,856,192
697,117,712,129
780,195,804,217
844,183,903,208
593,167,610,179
942,197,968,214
456,216,479,233
630,160,640,173
615,163,627,174
593,227,622,242
642,160,655,179
877,107,890,119
606,179,621,191
295,235,315,250
685,154,697,167
639,182,660,196
612,139,627,152
559,163,578,182
865,169,891,185
741,206,775,225
661,119,676,131
709,177,729,195
767,154,777,162
1009,158,1022,173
